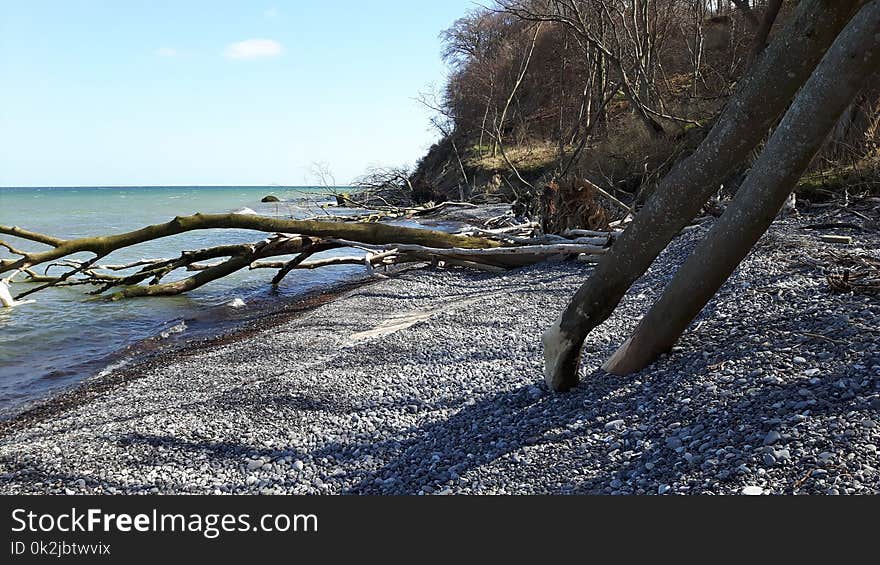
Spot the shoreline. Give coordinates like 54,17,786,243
0,274,387,438
0,213,877,495
0,185,352,419
0,198,484,423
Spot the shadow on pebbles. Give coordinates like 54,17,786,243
0,214,878,495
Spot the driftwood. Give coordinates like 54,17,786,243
0,211,615,305
825,250,880,294
325,238,607,269
819,235,854,245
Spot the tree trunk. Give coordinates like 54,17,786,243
2,211,617,301
542,0,863,392
620,65,666,137
748,0,784,62
732,0,761,28
0,212,500,277
604,0,880,376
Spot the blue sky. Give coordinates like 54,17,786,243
0,1,477,186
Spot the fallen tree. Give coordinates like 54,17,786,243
0,210,614,305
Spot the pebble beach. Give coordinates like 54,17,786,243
1,214,878,495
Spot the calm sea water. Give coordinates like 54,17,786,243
0,186,368,417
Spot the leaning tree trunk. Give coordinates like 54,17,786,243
748,0,784,62
604,0,880,376
542,0,864,392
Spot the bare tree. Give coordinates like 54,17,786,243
488,22,545,192
605,0,880,375
682,0,708,97
731,0,761,28
416,87,473,200
309,161,337,189
748,0,784,62
352,166,416,207
498,0,669,136
542,0,864,391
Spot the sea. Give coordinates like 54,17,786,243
0,186,377,418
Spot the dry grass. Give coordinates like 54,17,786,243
797,160,880,200
464,141,559,175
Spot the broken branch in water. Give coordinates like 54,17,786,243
0,211,613,303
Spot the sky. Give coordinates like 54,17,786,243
0,0,477,186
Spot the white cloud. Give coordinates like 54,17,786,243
223,39,283,60
155,47,178,57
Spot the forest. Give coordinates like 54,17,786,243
409,0,879,213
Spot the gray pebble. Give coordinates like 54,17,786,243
763,431,782,446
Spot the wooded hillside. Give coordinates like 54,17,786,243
406,0,880,215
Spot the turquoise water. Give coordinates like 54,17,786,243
0,186,365,417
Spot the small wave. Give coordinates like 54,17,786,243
93,359,132,379
159,321,188,339
41,369,78,381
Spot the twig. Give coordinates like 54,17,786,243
581,179,633,216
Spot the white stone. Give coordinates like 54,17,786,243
232,207,258,215
605,419,626,431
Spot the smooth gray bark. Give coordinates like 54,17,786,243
604,0,880,376
749,0,784,61
543,0,864,392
